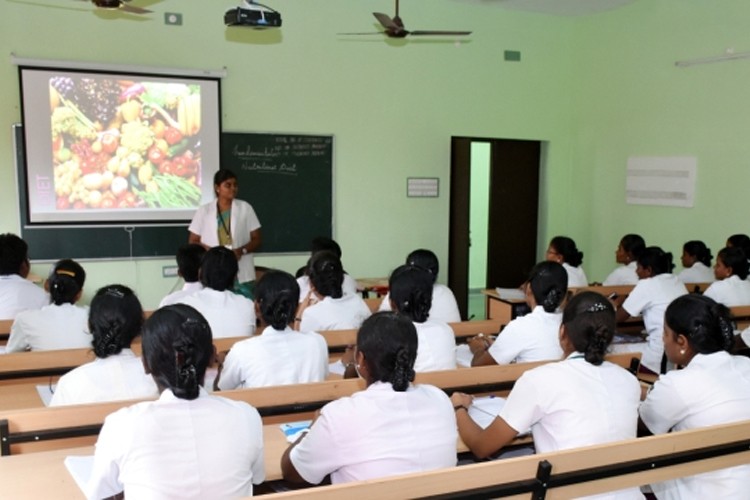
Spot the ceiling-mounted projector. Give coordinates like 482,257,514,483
225,0,282,28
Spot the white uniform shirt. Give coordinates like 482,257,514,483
86,388,264,500
413,320,457,372
297,274,359,302
677,262,714,284
563,263,588,288
217,326,328,390
188,199,261,283
0,274,48,320
602,262,639,286
159,281,203,308
50,349,159,406
6,303,90,353
622,274,687,373
499,353,642,500
299,294,371,332
378,283,462,323
487,306,563,364
289,381,457,484
640,352,750,500
177,288,256,338
703,275,750,307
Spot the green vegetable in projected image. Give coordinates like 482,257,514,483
135,174,201,208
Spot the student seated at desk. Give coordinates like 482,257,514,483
296,236,359,301
7,259,89,353
452,292,642,500
388,264,456,372
85,304,264,500
545,236,588,287
281,312,457,485
379,249,461,323
159,243,206,307
177,246,256,338
726,233,750,264
295,251,371,332
602,234,645,286
615,247,687,375
50,285,158,406
216,270,328,390
470,261,566,366
677,240,714,284
0,233,47,320
702,247,750,306
640,294,750,500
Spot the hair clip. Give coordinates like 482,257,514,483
104,288,125,299
55,269,76,277
585,302,608,313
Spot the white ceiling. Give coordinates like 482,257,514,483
453,0,638,16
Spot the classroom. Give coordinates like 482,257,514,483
2,0,748,309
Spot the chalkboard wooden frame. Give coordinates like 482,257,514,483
12,125,334,259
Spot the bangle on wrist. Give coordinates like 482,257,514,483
453,404,468,412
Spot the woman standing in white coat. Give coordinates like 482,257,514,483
188,168,262,298
640,294,750,500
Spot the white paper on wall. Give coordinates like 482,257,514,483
626,156,697,207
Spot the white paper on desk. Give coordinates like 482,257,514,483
495,288,525,301
329,359,345,376
36,384,55,406
64,455,94,494
280,420,312,443
0,346,6,354
468,396,506,429
456,344,473,368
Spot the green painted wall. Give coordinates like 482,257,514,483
5,0,745,308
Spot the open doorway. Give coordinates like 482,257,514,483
448,137,542,319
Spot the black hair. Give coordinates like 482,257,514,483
255,270,300,330
310,237,342,259
528,261,568,313
200,246,238,291
665,294,734,354
727,234,750,253
620,234,646,260
562,291,615,366
549,236,584,267
0,233,29,275
142,304,213,400
637,246,674,275
683,240,712,267
308,250,344,299
405,249,439,284
213,168,237,188
717,247,749,280
389,265,433,323
89,284,144,359
357,312,417,392
48,259,86,306
176,244,206,283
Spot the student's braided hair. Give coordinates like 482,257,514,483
89,285,143,358
357,312,417,392
308,250,344,299
389,265,433,323
48,259,86,306
562,291,615,366
528,261,568,313
665,295,734,354
255,270,300,330
142,304,213,400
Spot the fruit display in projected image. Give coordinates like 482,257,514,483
49,77,202,210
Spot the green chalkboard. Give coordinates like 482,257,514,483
13,124,188,260
220,132,333,253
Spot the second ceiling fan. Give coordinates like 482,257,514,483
342,0,472,39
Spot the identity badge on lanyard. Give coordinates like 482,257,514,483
217,202,233,248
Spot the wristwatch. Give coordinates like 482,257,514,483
241,247,248,255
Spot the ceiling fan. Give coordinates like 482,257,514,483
341,0,471,38
78,0,152,14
